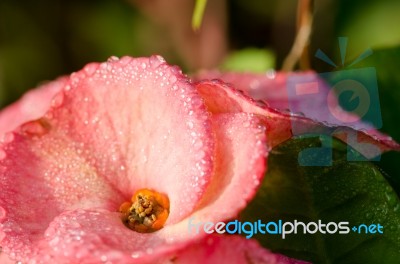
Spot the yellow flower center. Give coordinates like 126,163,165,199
119,189,169,232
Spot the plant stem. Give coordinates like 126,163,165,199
282,0,314,71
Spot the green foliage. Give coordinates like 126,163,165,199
221,48,275,72
353,47,400,195
240,135,400,264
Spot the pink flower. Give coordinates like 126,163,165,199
195,71,399,156
0,56,397,263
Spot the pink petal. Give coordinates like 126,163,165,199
35,208,181,263
1,207,189,263
0,56,215,261
196,70,368,128
170,235,310,264
195,79,400,158
167,113,267,238
0,250,15,264
195,70,290,109
0,76,68,135
0,112,267,263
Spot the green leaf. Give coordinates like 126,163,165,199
192,0,207,31
353,46,400,193
221,48,275,73
240,135,400,264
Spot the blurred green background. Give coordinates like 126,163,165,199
0,0,399,178
0,0,398,106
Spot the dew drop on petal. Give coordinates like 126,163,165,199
249,80,261,90
0,206,6,219
51,93,64,107
193,140,203,150
0,150,6,160
131,252,141,259
107,56,119,62
187,121,194,129
169,75,177,83
253,179,260,186
243,120,250,128
0,230,5,242
172,84,178,91
1,132,14,143
83,63,98,76
149,55,166,68
170,65,182,75
266,70,276,79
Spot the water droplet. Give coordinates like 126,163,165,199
131,252,141,259
0,150,6,160
51,92,64,107
249,80,260,90
170,66,182,75
187,121,194,129
108,56,119,62
0,206,6,219
193,140,203,150
1,132,14,143
149,55,165,68
266,70,276,79
0,230,5,242
169,75,177,83
70,72,81,84
83,63,98,76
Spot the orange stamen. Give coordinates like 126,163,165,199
119,188,170,233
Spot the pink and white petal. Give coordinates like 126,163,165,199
195,80,400,157
18,113,266,263
0,56,214,261
0,131,122,263
169,235,310,264
43,56,214,223
29,208,183,264
194,113,267,218
165,113,267,239
0,76,68,136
